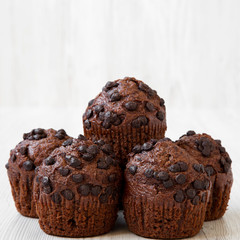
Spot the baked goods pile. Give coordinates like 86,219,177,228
6,77,233,238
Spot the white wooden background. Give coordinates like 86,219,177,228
0,0,240,239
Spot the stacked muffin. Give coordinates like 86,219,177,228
6,77,233,239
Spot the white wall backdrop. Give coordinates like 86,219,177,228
0,0,240,110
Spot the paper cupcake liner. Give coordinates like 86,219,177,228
123,195,207,239
7,170,37,218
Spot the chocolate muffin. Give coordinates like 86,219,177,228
83,77,167,166
123,138,211,239
6,128,70,218
176,131,233,221
33,135,122,237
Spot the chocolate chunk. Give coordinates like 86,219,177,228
88,99,94,106
132,145,142,153
168,164,180,173
144,169,154,178
77,184,91,196
187,130,196,136
108,174,116,182
23,160,35,171
186,189,196,199
193,164,204,173
84,120,91,129
145,102,155,112
5,163,9,169
94,105,104,114
193,180,204,190
178,162,188,172
82,153,94,161
154,171,169,181
43,186,52,194
174,190,185,203
72,174,84,183
42,176,50,186
78,145,88,154
202,192,207,203
51,193,61,204
163,179,174,188
62,138,73,147
55,129,67,139
91,185,102,196
110,92,121,102
219,146,226,153
125,101,138,111
61,189,74,200
78,134,87,140
156,111,164,121
141,142,153,151
45,156,55,165
87,145,99,155
85,109,93,119
58,167,70,176
131,116,148,128
224,163,230,173
10,154,16,163
20,147,28,155
205,166,215,176
129,165,137,175
196,137,213,157
68,156,81,168
192,195,200,205
175,174,186,185
160,98,165,106
99,193,108,203
101,144,113,154
103,81,119,91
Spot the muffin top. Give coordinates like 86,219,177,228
124,139,210,205
82,77,166,130
35,136,122,204
175,131,232,176
6,128,70,174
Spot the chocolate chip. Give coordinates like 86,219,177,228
129,165,137,175
174,190,185,203
68,156,81,168
95,139,105,146
101,144,113,154
131,116,148,128
108,174,116,182
145,102,155,112
88,99,94,106
85,109,93,119
156,111,164,121
193,180,204,190
62,138,73,147
138,82,150,93
125,101,138,111
163,179,174,188
42,176,50,186
175,174,186,184
196,137,213,157
105,156,113,165
87,145,99,155
102,118,111,129
43,186,52,194
192,195,200,205
51,193,61,204
203,179,210,190
10,154,16,163
178,162,188,172
205,166,215,176
82,153,94,161
132,145,142,153
55,129,67,139
144,169,154,178
193,164,204,173
84,120,91,129
91,185,102,196
151,139,158,145
33,128,45,135
141,142,153,151
202,192,207,203
168,164,180,173
58,167,70,176
225,156,232,164
77,145,87,154
78,134,87,140
45,156,55,165
23,160,35,171
77,184,90,196
97,157,113,170
20,147,28,155
187,130,196,136
224,163,230,173
94,105,104,114
99,193,108,203
110,92,121,102
103,81,119,91
154,171,169,181
99,112,105,121
61,189,74,200
186,189,196,199
72,174,84,183
160,98,165,106
5,163,9,169
219,146,226,153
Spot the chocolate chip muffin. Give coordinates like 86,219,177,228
123,139,211,239
176,131,233,221
83,77,167,166
33,135,122,237
6,128,70,218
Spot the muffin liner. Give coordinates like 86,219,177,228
85,121,166,166
7,169,37,218
123,195,207,239
205,172,233,221
35,186,119,237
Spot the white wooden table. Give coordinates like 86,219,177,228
0,107,239,240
